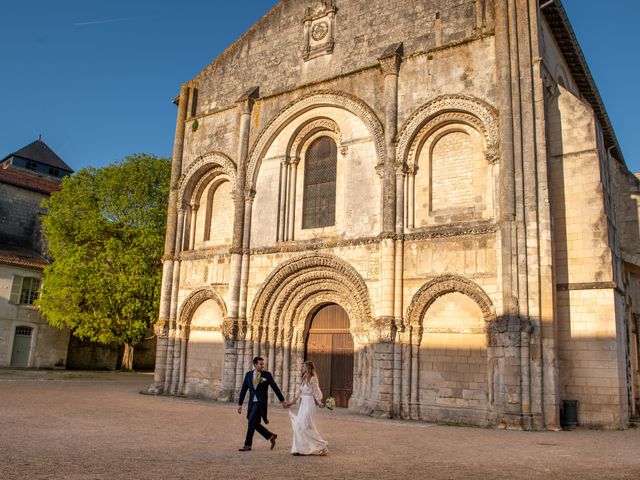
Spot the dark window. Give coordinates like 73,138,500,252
15,326,33,336
302,137,337,229
48,167,59,177
19,277,40,305
25,161,37,171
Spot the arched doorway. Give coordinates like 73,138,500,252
305,304,354,408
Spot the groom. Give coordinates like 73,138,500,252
237,356,287,451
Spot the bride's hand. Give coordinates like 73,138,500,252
318,403,325,408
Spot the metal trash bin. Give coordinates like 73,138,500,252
560,399,579,429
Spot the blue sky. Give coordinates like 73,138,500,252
1,1,638,172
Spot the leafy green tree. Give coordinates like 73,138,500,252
38,154,171,371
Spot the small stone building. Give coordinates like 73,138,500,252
151,0,640,429
0,139,73,368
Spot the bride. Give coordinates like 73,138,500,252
284,361,329,456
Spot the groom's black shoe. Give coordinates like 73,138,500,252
238,446,252,452
269,434,277,450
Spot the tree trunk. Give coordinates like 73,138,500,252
121,342,134,371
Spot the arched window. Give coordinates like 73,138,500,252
302,137,337,229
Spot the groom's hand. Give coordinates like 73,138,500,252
282,401,288,409
237,406,242,415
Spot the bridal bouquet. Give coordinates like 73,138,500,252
324,397,336,411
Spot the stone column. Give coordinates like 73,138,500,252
227,87,259,399
287,158,300,241
169,208,186,394
407,166,416,230
277,157,289,242
376,43,403,417
238,190,256,321
493,0,558,429
150,83,189,394
410,327,420,420
188,203,198,250
528,0,559,429
393,168,406,416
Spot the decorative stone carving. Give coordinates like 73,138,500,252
154,318,169,337
311,21,329,41
220,318,237,339
302,1,337,61
378,43,403,77
372,316,397,343
396,95,499,169
247,91,385,189
288,118,343,159
177,152,237,206
249,253,373,335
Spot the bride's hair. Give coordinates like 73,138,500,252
302,361,317,380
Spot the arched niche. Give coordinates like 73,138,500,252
178,288,228,399
250,104,382,247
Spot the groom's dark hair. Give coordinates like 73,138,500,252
253,356,264,365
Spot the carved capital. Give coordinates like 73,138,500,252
154,318,170,338
244,188,257,202
484,143,500,164
236,86,260,115
394,161,408,175
288,156,301,166
221,318,237,339
378,43,403,77
375,162,385,179
372,316,397,343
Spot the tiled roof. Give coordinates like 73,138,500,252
3,140,73,172
0,246,49,270
0,166,62,194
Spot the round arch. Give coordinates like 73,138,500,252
405,274,496,342
245,253,374,408
246,90,385,190
178,286,228,331
396,95,500,168
177,152,237,207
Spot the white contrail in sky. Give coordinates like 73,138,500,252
74,17,135,27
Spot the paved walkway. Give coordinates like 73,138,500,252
0,369,638,480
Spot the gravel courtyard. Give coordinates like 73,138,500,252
0,370,638,480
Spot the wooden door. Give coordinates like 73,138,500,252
305,304,354,408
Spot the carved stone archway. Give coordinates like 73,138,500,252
406,274,496,339
177,152,237,207
243,253,374,407
396,94,500,169
246,90,385,189
178,286,228,335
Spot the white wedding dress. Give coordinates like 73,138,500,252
288,377,329,455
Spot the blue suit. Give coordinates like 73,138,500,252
238,370,285,447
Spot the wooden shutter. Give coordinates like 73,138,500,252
9,275,23,304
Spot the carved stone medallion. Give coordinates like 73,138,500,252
311,21,329,41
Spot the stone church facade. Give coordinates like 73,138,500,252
151,0,640,430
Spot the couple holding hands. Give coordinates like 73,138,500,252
237,357,329,456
